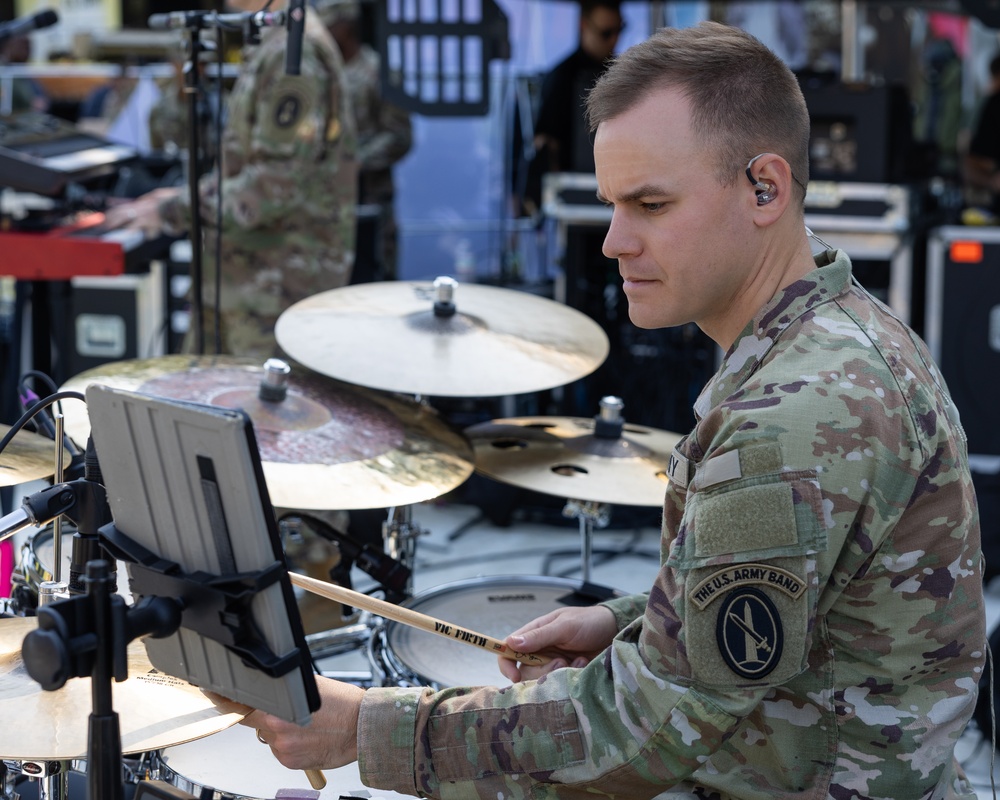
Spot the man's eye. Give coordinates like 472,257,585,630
641,202,664,212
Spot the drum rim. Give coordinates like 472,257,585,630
396,574,606,612
378,574,622,688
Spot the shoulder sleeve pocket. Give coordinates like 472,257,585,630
667,477,825,688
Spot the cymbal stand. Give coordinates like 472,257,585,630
561,499,611,584
37,580,71,800
382,505,423,596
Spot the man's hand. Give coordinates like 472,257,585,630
499,604,618,683
102,186,181,234
240,677,365,771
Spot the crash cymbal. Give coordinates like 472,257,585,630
466,413,684,508
0,616,245,760
60,356,475,510
0,424,72,487
274,278,610,397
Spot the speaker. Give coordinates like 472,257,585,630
67,261,166,375
925,227,1000,457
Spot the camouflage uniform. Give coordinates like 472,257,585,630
355,250,986,799
163,10,358,358
341,43,412,279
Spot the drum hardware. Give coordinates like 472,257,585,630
2,757,71,800
32,578,71,800
59,356,476,511
290,572,549,668
281,513,411,606
273,277,611,398
305,620,373,661
382,506,424,595
556,499,612,584
9,527,130,617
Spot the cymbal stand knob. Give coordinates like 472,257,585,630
259,358,291,402
432,276,457,318
594,396,625,440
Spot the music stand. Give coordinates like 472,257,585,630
21,384,319,800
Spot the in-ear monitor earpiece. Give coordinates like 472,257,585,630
745,153,775,204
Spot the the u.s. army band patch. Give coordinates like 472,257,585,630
683,556,810,688
715,587,783,679
275,94,303,128
689,563,806,610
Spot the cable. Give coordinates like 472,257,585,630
0,390,86,456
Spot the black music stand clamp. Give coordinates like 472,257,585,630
20,561,180,800
19,521,307,800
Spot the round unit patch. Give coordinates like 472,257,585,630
715,587,783,679
275,95,302,128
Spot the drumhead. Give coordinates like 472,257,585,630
156,724,415,799
384,576,617,688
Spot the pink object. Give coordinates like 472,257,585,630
1,540,13,599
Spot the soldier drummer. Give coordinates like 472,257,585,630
237,21,983,800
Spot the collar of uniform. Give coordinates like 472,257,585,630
693,249,853,420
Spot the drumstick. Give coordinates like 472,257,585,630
305,769,325,790
289,573,550,667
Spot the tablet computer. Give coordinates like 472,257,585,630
85,383,319,724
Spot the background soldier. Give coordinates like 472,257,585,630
106,0,359,359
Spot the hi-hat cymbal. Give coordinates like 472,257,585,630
0,616,245,760
274,279,610,397
0,424,71,487
60,356,475,510
466,416,684,507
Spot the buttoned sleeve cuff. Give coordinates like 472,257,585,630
600,592,649,632
357,686,426,796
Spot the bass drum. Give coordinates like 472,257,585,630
153,724,417,799
371,575,620,689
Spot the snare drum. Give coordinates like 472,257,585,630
11,528,130,613
372,575,617,689
154,724,415,799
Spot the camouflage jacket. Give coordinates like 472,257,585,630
356,250,986,799
160,11,358,318
342,43,412,205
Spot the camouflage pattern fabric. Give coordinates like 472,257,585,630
147,75,187,152
355,250,986,799
164,10,358,358
342,43,412,279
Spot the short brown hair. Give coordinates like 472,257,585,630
586,21,810,196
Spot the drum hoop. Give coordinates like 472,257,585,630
153,749,249,800
396,574,596,613
20,527,61,585
378,575,619,689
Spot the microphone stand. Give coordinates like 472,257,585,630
175,12,268,354
183,22,208,355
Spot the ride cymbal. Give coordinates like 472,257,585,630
0,424,71,487
0,616,245,760
60,356,474,510
466,414,683,508
274,278,610,397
